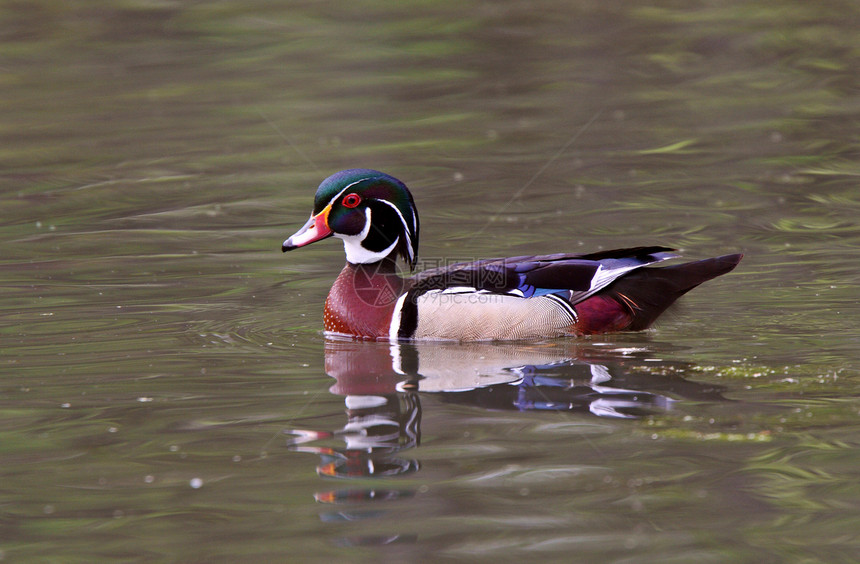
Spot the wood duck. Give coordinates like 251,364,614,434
282,169,742,341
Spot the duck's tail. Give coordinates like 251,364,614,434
603,253,743,331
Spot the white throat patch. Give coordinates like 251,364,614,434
338,207,399,264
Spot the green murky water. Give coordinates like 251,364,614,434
2,1,859,562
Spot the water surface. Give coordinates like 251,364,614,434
2,1,859,562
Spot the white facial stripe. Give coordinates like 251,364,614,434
375,198,415,260
325,178,416,264
339,208,400,264
359,207,372,239
341,236,398,264
323,178,367,211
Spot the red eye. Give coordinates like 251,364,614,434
342,193,361,208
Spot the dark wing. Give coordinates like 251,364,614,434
408,246,677,304
599,253,743,330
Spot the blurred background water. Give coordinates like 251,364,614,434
2,1,859,562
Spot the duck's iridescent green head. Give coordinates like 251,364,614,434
282,169,420,269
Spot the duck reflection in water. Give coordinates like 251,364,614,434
286,340,727,543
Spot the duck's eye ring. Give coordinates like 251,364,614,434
342,193,361,208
